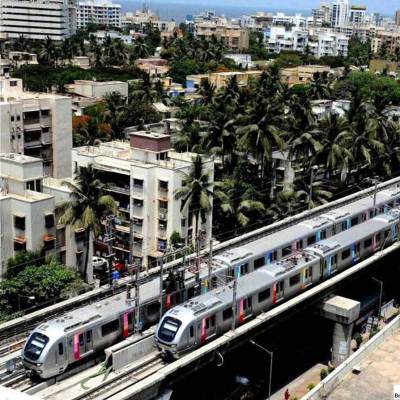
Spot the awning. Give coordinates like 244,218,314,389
14,236,26,244
43,234,55,242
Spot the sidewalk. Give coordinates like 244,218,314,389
271,363,327,400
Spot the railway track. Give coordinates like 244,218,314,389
1,177,400,354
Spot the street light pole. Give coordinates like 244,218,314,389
250,340,273,400
372,277,383,328
309,166,318,210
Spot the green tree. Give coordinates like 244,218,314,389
59,165,117,284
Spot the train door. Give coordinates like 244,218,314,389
201,315,216,342
327,254,338,275
187,324,196,349
303,266,313,286
239,296,253,322
55,341,66,373
352,243,361,263
273,281,284,304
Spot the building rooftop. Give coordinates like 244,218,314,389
0,153,40,165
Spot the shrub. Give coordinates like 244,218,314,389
353,332,363,349
320,368,328,381
307,383,315,391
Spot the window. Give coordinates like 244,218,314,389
41,109,50,116
86,331,92,343
24,332,49,361
147,302,159,316
14,215,25,230
239,263,248,276
10,116,14,122
17,115,20,121
10,80,17,87
342,248,351,260
364,238,372,249
159,180,168,190
158,317,181,342
78,334,84,346
159,200,168,210
223,307,233,321
181,218,186,227
58,343,64,355
289,274,301,286
133,199,143,207
258,288,271,303
376,232,381,243
320,230,327,240
254,257,265,269
189,326,194,338
26,180,35,191
101,319,120,336
282,246,291,257
133,178,143,188
307,235,316,245
351,217,358,227
342,221,348,231
45,214,55,228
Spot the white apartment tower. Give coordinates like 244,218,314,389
72,133,214,270
0,0,76,40
0,73,72,178
331,0,349,27
77,0,121,29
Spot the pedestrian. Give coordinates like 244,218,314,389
284,388,290,400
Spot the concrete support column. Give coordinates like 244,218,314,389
319,296,361,368
332,320,355,367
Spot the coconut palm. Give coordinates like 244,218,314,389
59,165,117,284
174,155,213,251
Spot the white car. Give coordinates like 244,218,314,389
92,256,107,271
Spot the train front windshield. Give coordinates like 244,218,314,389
24,332,49,361
158,317,182,342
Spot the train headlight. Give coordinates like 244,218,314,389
171,344,177,348
36,363,43,367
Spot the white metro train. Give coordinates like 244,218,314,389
22,186,400,378
155,211,400,358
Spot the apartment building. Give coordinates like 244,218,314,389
0,0,76,40
122,10,176,37
371,31,400,56
77,0,121,29
72,133,214,270
0,75,72,178
65,79,128,100
349,6,366,26
331,0,349,27
195,20,250,51
396,10,400,27
281,65,331,87
266,27,348,58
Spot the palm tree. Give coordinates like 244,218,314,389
59,165,117,284
309,71,333,100
103,92,128,140
174,155,213,251
214,178,265,233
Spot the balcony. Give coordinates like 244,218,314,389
41,131,52,145
158,209,168,220
107,185,130,195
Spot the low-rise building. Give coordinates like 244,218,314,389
136,58,170,76
0,75,72,178
371,31,400,56
225,54,255,69
65,79,128,100
369,59,400,75
72,133,214,270
8,52,38,67
281,65,331,87
0,154,83,279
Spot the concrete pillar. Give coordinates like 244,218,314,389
319,296,361,368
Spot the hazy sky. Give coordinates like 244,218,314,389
161,0,398,14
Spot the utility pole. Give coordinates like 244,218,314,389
373,179,378,207
105,216,115,288
231,278,237,332
309,166,318,210
196,236,201,293
372,277,383,329
134,259,141,333
159,256,164,318
208,239,213,291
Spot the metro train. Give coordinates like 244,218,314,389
155,211,400,358
22,185,400,379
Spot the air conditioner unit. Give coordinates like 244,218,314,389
159,213,166,220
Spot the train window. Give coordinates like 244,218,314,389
158,317,181,342
189,326,194,338
342,248,351,260
289,274,301,287
223,308,233,321
271,250,278,262
307,235,316,245
147,302,160,316
243,297,252,310
320,230,327,240
362,213,367,222
282,246,291,257
101,319,120,337
79,334,84,346
376,232,381,243
58,343,64,356
364,238,372,249
187,287,195,299
369,210,374,219
304,266,313,279
206,315,216,329
341,221,347,231
351,217,358,227
239,263,249,275
24,332,49,361
86,331,92,343
258,288,270,303
254,257,265,269
385,230,390,238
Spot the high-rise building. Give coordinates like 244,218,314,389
331,0,349,27
396,10,400,26
0,72,72,179
349,6,366,26
0,0,76,40
77,0,121,29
